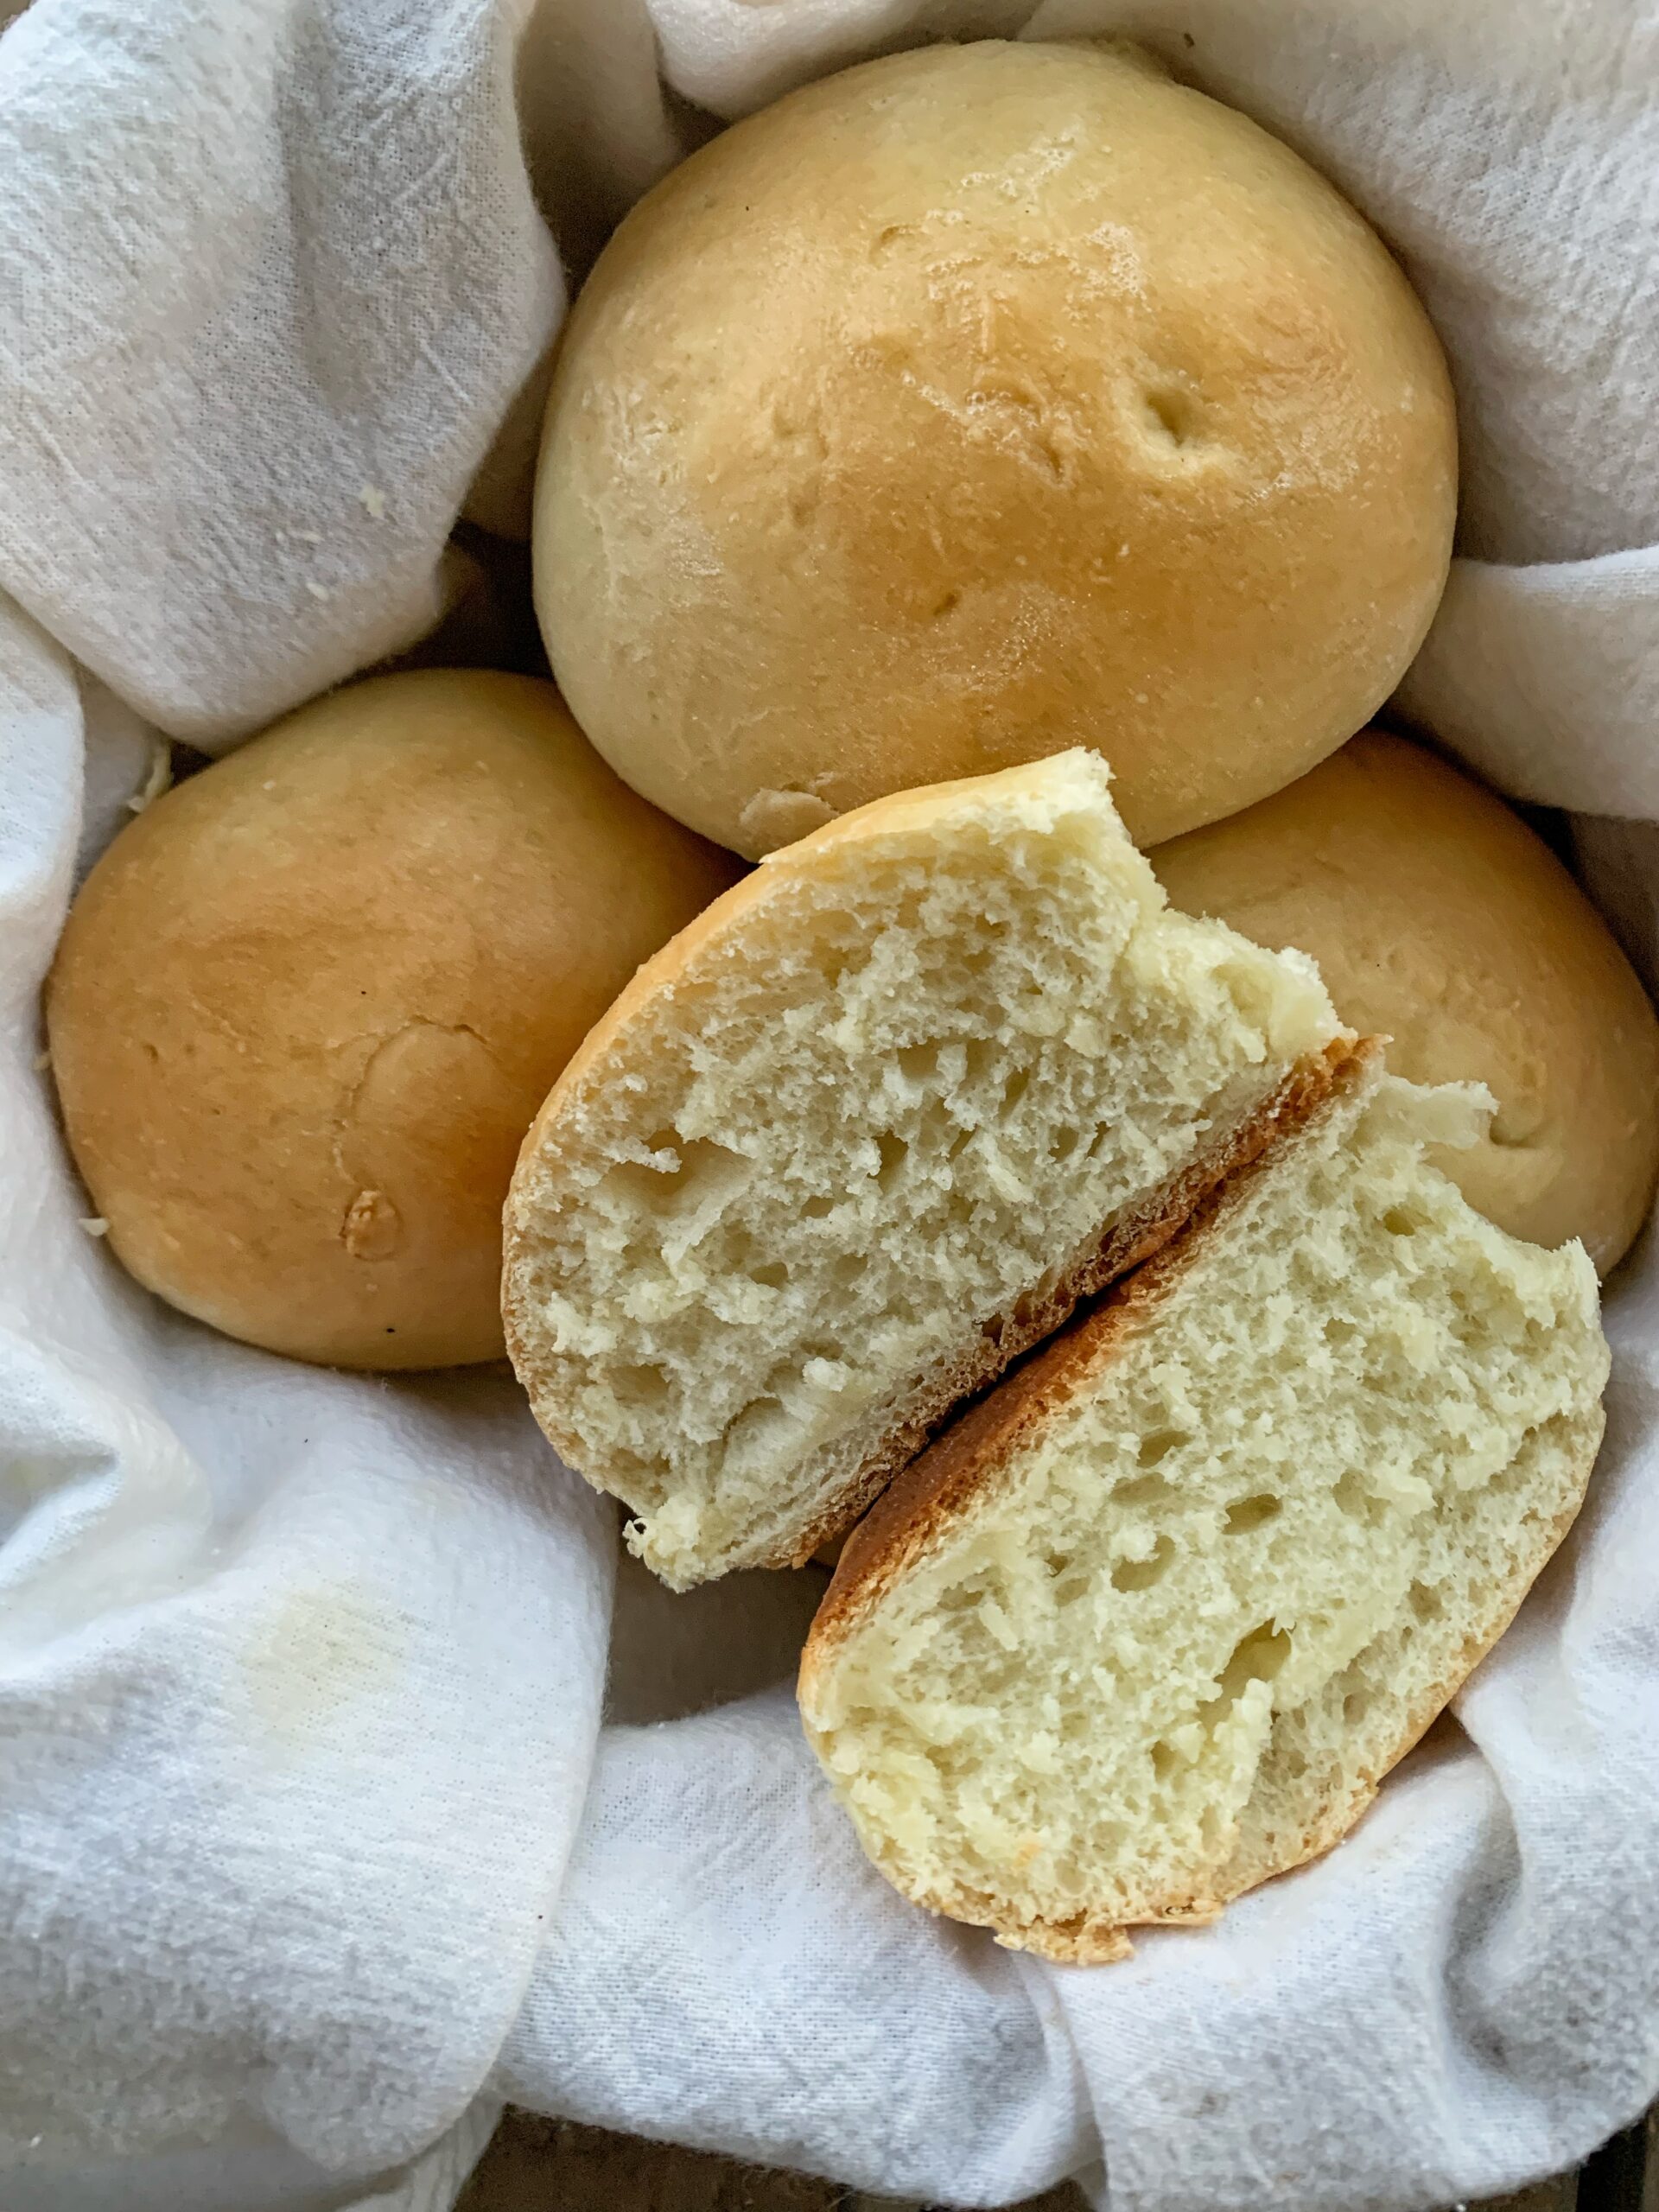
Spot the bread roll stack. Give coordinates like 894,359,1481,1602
500,39,1629,1954
42,33,1643,1968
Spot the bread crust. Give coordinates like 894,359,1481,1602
799,1036,1605,1961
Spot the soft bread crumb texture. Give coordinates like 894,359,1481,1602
798,1049,1608,1961
504,751,1341,1587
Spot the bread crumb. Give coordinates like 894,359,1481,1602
359,485,386,519
33,1047,50,1073
125,738,173,815
304,579,332,603
79,1217,110,1238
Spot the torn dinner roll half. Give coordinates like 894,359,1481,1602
798,1041,1607,1960
504,750,1346,1586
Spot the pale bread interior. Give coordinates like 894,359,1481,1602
798,1053,1608,1960
504,752,1340,1588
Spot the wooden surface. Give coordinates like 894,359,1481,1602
458,2107,1659,2212
456,2114,1085,2210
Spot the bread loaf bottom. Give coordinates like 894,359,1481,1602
798,1041,1608,1960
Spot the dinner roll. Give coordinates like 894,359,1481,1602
504,750,1344,1589
1150,730,1659,1271
535,39,1456,859
799,1041,1608,1961
47,670,740,1369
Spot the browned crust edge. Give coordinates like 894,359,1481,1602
801,1034,1372,1635
748,1036,1363,1578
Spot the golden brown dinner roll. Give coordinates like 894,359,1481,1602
1150,731,1659,1271
535,39,1457,859
47,670,741,1369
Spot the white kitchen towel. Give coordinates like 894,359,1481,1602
1,3,1656,2210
